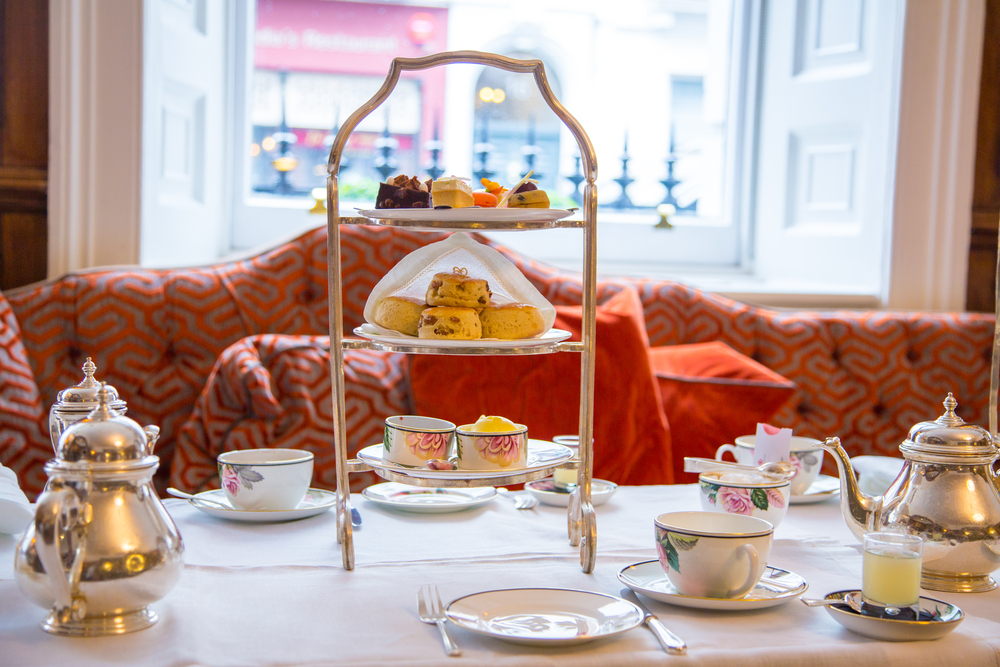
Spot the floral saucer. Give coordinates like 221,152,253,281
524,478,618,507
361,483,497,513
618,561,808,610
178,488,336,523
818,590,963,641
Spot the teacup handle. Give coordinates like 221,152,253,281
34,482,91,623
715,444,739,462
727,544,760,599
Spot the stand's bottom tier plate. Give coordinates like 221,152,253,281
354,440,574,487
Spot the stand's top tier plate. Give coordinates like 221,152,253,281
347,208,581,231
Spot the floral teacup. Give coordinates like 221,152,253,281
383,416,456,467
455,423,528,470
655,511,773,599
716,435,824,496
698,471,790,527
217,448,313,511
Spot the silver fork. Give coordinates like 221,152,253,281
417,585,461,657
496,487,538,510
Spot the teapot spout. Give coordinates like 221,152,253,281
819,437,882,542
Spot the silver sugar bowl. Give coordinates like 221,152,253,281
15,384,184,636
49,357,128,452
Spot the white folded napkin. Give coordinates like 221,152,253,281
851,455,904,497
0,463,33,534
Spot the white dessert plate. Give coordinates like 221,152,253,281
358,208,574,223
445,588,643,646
790,474,841,505
357,440,573,480
178,488,336,523
354,324,572,349
524,478,618,507
820,590,963,641
361,483,496,513
617,561,808,611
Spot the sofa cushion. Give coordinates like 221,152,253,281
408,286,674,485
170,335,410,493
649,341,796,483
0,292,49,495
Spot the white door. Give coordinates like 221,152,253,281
141,0,231,266
753,0,904,295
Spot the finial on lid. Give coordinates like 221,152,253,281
80,358,99,387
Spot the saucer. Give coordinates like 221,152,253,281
182,488,336,522
820,590,963,641
789,474,840,505
361,483,496,513
445,588,643,646
524,478,618,507
617,561,808,610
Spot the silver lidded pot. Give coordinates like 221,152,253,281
820,393,1000,593
15,384,184,636
49,357,128,452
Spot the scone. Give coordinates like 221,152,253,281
418,307,482,340
374,295,426,336
479,303,545,339
426,271,491,308
431,177,474,209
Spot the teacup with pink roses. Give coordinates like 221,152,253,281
698,470,790,528
383,416,456,468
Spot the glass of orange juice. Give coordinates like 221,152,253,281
862,531,923,617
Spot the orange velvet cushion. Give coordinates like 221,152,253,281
408,286,674,485
649,341,795,483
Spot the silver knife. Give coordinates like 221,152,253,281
621,588,687,655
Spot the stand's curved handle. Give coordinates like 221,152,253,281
34,484,90,623
326,50,596,183
728,544,760,599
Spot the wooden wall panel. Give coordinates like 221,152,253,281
966,0,1000,312
0,0,48,290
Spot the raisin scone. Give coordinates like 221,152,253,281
425,271,491,308
417,306,482,340
373,295,426,336
479,303,545,339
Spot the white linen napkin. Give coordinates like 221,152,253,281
0,463,33,534
363,232,556,336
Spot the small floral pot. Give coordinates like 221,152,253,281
699,471,790,528
383,416,456,467
455,423,528,471
217,448,313,511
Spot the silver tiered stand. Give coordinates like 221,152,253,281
324,51,599,572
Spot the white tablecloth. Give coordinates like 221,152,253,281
1,484,998,667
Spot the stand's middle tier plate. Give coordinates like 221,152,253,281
357,440,573,481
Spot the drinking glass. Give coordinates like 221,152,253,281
862,531,923,617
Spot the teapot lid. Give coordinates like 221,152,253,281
56,384,152,464
899,393,997,462
54,358,127,411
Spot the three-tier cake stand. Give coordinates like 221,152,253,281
324,51,599,572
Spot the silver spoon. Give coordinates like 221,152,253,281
166,487,231,509
684,457,795,480
801,591,866,612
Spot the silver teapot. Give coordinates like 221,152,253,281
821,393,1000,592
15,384,184,636
49,358,129,452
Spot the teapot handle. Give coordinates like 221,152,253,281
143,425,160,455
34,482,90,624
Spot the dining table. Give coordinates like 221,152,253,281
1,482,998,666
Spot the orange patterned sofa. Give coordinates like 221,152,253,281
0,225,993,498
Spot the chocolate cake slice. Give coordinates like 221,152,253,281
375,174,430,209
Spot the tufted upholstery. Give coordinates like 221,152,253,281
0,224,993,497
